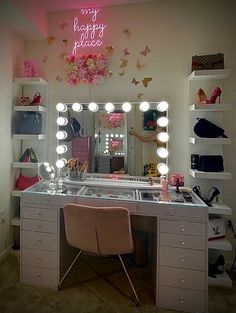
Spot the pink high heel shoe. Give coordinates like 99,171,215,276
210,87,222,104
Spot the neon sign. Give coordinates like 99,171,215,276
72,8,107,55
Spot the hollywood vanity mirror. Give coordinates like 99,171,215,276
54,101,169,177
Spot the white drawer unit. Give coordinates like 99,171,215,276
160,219,206,236
160,233,206,250
21,265,58,288
21,230,58,251
21,248,58,269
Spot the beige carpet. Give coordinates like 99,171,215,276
0,254,235,313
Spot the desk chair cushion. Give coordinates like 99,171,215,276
63,204,134,256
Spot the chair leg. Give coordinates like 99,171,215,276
118,255,140,306
58,249,83,289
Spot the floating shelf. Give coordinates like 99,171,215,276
10,217,20,227
208,271,232,287
190,170,232,180
189,103,231,112
14,105,47,112
208,204,232,215
13,134,46,140
12,162,39,169
14,77,48,86
188,69,231,81
208,238,232,251
189,137,231,145
11,190,22,197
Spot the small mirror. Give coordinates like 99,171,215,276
38,162,56,181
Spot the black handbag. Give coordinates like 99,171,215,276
191,53,224,72
15,112,42,134
198,155,224,172
194,118,228,138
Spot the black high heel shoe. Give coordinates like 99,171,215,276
205,187,220,206
29,148,38,163
209,255,225,278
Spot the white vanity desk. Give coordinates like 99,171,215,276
20,175,208,313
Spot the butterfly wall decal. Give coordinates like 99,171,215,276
108,70,113,78
56,75,63,82
42,55,48,63
120,59,128,68
62,39,68,46
47,36,55,45
142,77,152,87
60,52,67,60
136,60,145,70
123,48,130,56
131,78,140,86
118,70,125,76
123,29,131,37
105,45,114,56
60,22,68,30
137,93,144,100
140,45,151,57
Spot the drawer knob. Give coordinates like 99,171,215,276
37,225,42,228
36,257,42,263
37,275,41,280
37,239,42,243
170,208,175,214
180,277,185,284
180,257,185,263
179,298,184,304
181,240,185,245
180,225,185,232
37,213,42,217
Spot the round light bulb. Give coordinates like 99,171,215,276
157,116,169,127
157,147,169,158
56,117,68,126
157,101,169,112
56,145,68,154
157,163,169,175
56,158,67,169
56,131,67,140
157,132,169,143
72,102,83,112
139,101,150,112
122,102,132,112
88,102,99,112
105,102,114,112
56,103,67,112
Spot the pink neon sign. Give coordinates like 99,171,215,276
72,8,107,54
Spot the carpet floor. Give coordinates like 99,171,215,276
0,254,235,313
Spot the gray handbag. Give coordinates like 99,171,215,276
15,112,42,134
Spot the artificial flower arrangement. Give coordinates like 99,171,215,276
65,53,108,86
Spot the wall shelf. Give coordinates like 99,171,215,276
13,134,46,140
14,77,48,86
208,204,232,215
14,105,47,112
12,162,39,169
188,69,231,81
10,217,20,227
208,238,232,251
11,190,22,197
190,170,232,180
208,271,232,287
189,137,231,145
189,103,231,112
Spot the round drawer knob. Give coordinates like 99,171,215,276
180,278,184,284
37,275,41,280
170,208,174,214
37,239,42,243
181,240,185,245
36,257,41,263
180,257,185,263
180,225,185,232
37,225,42,228
179,298,184,304
37,213,42,217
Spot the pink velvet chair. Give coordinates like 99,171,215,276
60,203,140,306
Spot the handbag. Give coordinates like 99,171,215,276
59,110,75,142
191,53,224,72
15,112,42,134
194,118,228,138
15,173,39,190
198,155,224,172
208,217,226,240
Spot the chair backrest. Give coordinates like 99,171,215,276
63,203,134,256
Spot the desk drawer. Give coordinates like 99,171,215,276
22,193,75,206
160,246,206,270
22,219,57,234
159,285,206,313
21,265,57,288
21,248,58,269
160,233,206,250
160,220,206,236
22,207,57,222
22,231,57,251
159,266,206,291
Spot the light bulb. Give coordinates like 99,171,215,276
157,147,169,158
157,101,169,112
88,102,99,112
56,145,68,154
56,102,67,112
122,102,132,112
105,102,114,112
72,102,83,112
157,116,169,127
56,117,68,126
157,132,169,143
139,101,150,112
56,158,67,169
157,163,169,175
56,131,67,140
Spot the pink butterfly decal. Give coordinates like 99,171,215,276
60,22,68,30
140,45,151,57
123,29,131,37
136,59,145,70
42,55,48,63
120,59,128,68
123,48,130,56
60,52,67,60
131,78,140,86
56,75,63,82
47,36,55,45
62,39,68,46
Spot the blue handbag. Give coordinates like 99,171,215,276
15,112,42,134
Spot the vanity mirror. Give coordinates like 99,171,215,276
55,101,169,177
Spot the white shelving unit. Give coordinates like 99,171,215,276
11,77,48,228
188,69,232,288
